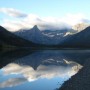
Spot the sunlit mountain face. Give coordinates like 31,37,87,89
72,23,90,32
0,50,83,90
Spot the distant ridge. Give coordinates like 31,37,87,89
14,25,69,45
62,26,90,48
1,25,90,48
0,25,40,47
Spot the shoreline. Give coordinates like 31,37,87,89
60,59,90,90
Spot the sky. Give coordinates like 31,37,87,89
0,0,90,31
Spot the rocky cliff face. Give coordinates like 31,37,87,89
72,23,89,32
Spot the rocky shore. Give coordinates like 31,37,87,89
60,59,90,90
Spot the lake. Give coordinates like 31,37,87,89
0,49,89,90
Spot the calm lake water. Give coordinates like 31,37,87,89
0,49,90,90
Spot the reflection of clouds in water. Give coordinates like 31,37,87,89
0,60,82,88
2,61,82,82
0,78,27,88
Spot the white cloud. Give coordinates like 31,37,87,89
0,8,90,32
0,78,27,88
0,8,27,17
1,19,31,31
62,13,85,25
0,57,82,88
2,61,82,83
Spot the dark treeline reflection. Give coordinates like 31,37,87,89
0,49,90,90
0,49,36,68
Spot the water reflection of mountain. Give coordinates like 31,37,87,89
0,50,88,89
0,50,90,69
12,50,90,69
0,49,35,68
1,50,83,87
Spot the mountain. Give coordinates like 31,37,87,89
72,23,89,32
14,25,51,45
1,24,90,48
62,26,90,48
0,40,2,47
0,26,40,47
14,25,71,45
42,29,67,36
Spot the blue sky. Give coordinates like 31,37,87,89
0,0,90,17
0,0,90,31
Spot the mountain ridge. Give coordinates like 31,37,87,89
61,26,90,48
0,25,41,47
1,25,90,48
14,25,70,45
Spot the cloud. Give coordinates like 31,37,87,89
1,19,29,31
0,57,82,88
0,78,27,88
2,61,82,83
0,8,27,18
0,8,90,31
